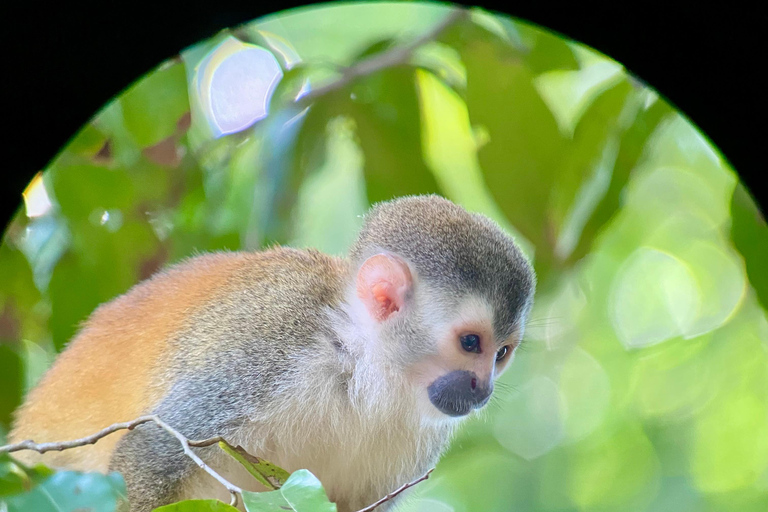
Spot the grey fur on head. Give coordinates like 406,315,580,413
349,195,536,340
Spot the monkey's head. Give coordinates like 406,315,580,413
347,195,535,421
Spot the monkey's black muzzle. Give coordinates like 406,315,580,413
428,370,492,417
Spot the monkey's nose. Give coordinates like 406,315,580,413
427,370,492,417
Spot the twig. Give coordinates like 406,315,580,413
0,415,243,508
355,468,435,512
296,8,468,105
150,416,243,507
0,416,155,455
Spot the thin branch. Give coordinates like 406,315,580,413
296,8,468,106
0,415,243,508
0,416,155,455
355,468,435,512
150,416,243,507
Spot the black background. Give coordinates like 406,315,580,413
1,1,764,230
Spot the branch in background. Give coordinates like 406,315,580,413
355,468,434,512
191,7,467,163
0,415,243,508
296,7,468,106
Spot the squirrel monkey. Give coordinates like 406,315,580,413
9,195,535,511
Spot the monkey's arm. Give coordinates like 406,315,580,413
109,372,260,512
110,421,197,511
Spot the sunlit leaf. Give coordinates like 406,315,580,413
730,182,768,310
533,52,624,137
630,335,715,420
415,68,533,259
218,442,290,490
153,499,240,511
279,470,337,512
64,123,109,159
411,42,467,94
242,470,336,512
343,68,441,203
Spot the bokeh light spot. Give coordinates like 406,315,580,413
610,247,701,349
493,375,565,460
195,36,284,137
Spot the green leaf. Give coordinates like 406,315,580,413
457,33,566,276
2,470,127,512
242,489,292,511
730,182,768,310
218,442,290,490
279,470,336,512
121,61,190,148
415,68,533,260
65,123,109,159
242,470,336,512
0,458,29,497
533,49,624,138
0,457,54,497
0,224,44,312
517,23,580,74
153,499,240,511
410,42,467,94
341,67,441,203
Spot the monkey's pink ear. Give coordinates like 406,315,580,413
356,254,413,323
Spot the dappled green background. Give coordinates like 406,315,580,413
1,2,767,511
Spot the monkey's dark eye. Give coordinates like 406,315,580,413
496,346,509,362
460,334,481,353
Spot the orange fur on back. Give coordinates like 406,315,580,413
9,252,251,471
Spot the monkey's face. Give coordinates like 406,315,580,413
407,296,521,421
353,250,528,422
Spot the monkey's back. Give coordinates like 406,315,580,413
9,248,348,472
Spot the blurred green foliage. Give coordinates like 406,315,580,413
1,2,766,512
0,454,126,512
